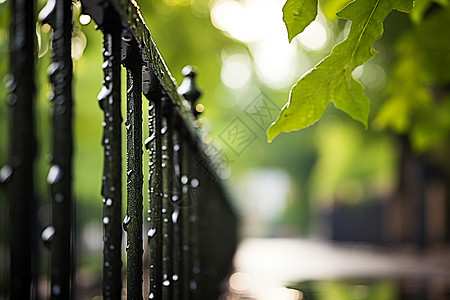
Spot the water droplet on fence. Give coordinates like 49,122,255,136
190,178,199,188
52,284,61,296
172,274,179,281
127,170,133,176
172,209,180,224
193,266,200,274
47,165,62,185
149,292,155,299
162,145,167,151
162,208,167,213
181,175,188,184
41,226,56,247
173,144,180,152
148,228,157,238
0,165,13,184
161,162,166,168
105,261,110,267
126,244,130,252
161,126,168,135
5,76,17,92
97,85,112,110
145,134,156,150
123,215,131,231
171,195,179,202
54,193,63,203
190,280,198,290
163,280,170,286
102,198,106,204
162,154,169,160
109,244,115,250
163,218,169,223
106,198,112,206
103,217,110,225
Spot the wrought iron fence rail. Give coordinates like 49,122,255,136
2,0,237,299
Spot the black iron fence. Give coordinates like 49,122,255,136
1,0,237,299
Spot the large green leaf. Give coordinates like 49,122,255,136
283,0,318,43
267,0,414,142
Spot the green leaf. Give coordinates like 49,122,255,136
319,0,353,21
283,0,318,43
267,0,414,142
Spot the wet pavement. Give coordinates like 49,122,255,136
224,238,450,299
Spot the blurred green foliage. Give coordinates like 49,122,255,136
0,0,449,246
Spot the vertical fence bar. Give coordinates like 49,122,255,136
98,13,123,300
143,62,163,300
190,153,201,299
122,33,143,300
5,0,37,298
171,124,182,300
161,99,174,300
38,0,74,298
180,135,192,300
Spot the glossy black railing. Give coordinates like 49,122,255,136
2,0,237,299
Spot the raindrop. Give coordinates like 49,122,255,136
47,165,62,185
106,198,113,206
149,292,155,299
52,284,61,295
102,198,106,204
103,217,110,225
127,170,133,176
161,126,168,135
0,165,13,184
163,218,169,223
54,193,63,203
171,195,179,202
109,245,115,250
161,162,166,168
173,144,180,152
193,266,200,274
148,228,157,238
123,215,131,231
162,145,167,151
190,280,197,290
145,133,156,150
163,280,170,286
126,244,130,252
41,226,56,247
181,175,188,185
105,261,110,267
190,178,199,188
172,274,179,281
172,209,180,224
162,208,167,213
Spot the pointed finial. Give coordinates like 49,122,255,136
177,65,203,117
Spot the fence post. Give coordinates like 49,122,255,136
98,6,123,299
39,0,74,298
5,0,37,298
122,31,144,300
